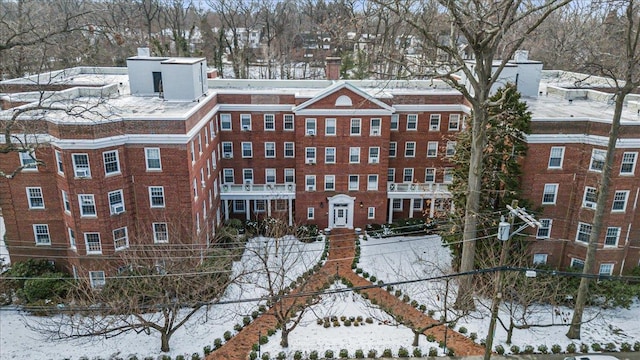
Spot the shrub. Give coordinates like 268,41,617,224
191,354,201,360
398,347,409,357
524,345,535,354
410,300,419,308
429,347,438,357
370,276,377,282
551,344,562,354
203,346,212,355
580,343,590,353
538,344,549,354
386,285,393,292
634,342,640,351
413,348,422,357
339,349,349,358
510,345,520,354
419,304,427,312
356,268,363,274
495,345,505,355
234,324,242,331
605,343,617,352
22,272,70,303
293,351,303,360
447,321,456,329
620,343,632,352
251,310,259,319
161,356,171,360
592,343,602,352
333,320,340,327
355,349,364,358
176,356,185,360
243,316,251,326
324,321,331,328
344,319,352,326
426,334,436,342
427,310,436,317
261,352,270,360
267,328,276,336
213,338,223,349
259,335,269,345
458,326,468,334
394,290,402,297
447,348,455,356
223,331,232,341
367,349,377,358
252,343,260,351
249,351,257,360
309,350,319,360
276,351,286,360
469,332,477,341
382,348,393,357
363,272,369,278
566,343,577,353
324,349,335,359
258,305,267,312
402,295,410,303
365,317,373,324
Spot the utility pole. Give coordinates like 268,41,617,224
483,200,541,360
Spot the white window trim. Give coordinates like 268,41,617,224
307,207,315,220
599,263,614,276
348,175,359,191
533,254,548,265
370,118,381,136
367,174,378,191
324,175,335,191
367,207,375,219
26,187,45,209
240,114,252,131
611,190,629,212
55,150,64,175
305,147,316,163
589,148,606,172
429,114,441,131
113,227,129,251
84,233,102,255
403,168,414,183
425,168,436,183
389,142,397,158
448,114,460,131
153,222,169,243
220,113,232,131
620,152,637,175
349,147,360,164
145,147,162,171
265,142,276,158
78,194,97,217
19,151,38,171
284,114,294,131
264,114,275,131
89,271,106,288
223,169,234,184
72,153,91,178
427,142,438,158
575,222,592,244
33,224,51,245
305,118,317,136
582,186,597,209
604,227,621,247
305,175,316,191
390,114,399,131
536,219,552,239
392,198,403,211
284,142,295,158
243,169,254,184
108,189,125,215
350,118,362,136
149,186,165,208
241,142,253,158
103,150,121,176
404,142,416,158
406,114,418,130
548,146,565,169
368,147,380,164
325,147,336,164
325,118,337,136
222,142,233,159
445,141,456,157
542,184,558,205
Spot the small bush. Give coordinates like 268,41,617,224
339,349,349,358
426,334,436,342
524,345,535,354
370,276,377,282
469,332,477,341
458,326,468,334
293,350,303,360
413,348,422,357
213,338,223,349
447,348,455,356
309,350,319,360
234,324,242,332
538,344,549,354
580,343,590,353
276,351,286,360
344,319,352,326
203,345,212,355
252,343,260,351
367,349,377,358
402,295,410,303
634,342,640,351
191,353,201,360
620,342,632,352
394,290,402,297
161,356,171,360
447,321,456,329
592,343,602,352
566,343,577,353
551,344,562,354
510,345,520,354
224,331,232,341
398,347,409,357
419,304,427,312
382,348,393,357
324,349,334,359
427,309,436,317
356,268,363,274
386,285,393,292
363,272,369,278
605,343,617,352
333,320,340,327
261,352,270,360
258,305,267,312
176,356,185,360
365,317,373,324
429,347,438,357
243,316,251,326
259,335,269,345
267,328,276,336
251,310,259,319
249,351,257,360
495,345,505,355
354,349,364,358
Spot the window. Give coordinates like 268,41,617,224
427,142,438,157
243,169,253,184
241,142,253,158
583,187,597,209
368,147,380,164
349,175,359,191
307,207,315,220
604,227,620,247
89,271,106,288
33,224,51,245
405,142,416,157
205,130,209,146
620,152,637,174
533,254,548,265
570,258,585,270
212,152,217,169
305,147,316,163
425,168,436,183
284,168,295,183
589,148,606,172
390,114,399,130
103,150,120,175
210,120,215,139
284,142,295,158
612,190,629,212
254,200,266,213
387,168,395,182
220,114,232,130
407,114,418,130
448,114,460,131
349,147,360,163
392,198,403,211
59,190,70,213
446,141,456,157
325,175,335,191
85,233,102,254
233,200,246,213
284,114,294,131
413,199,423,210
265,142,276,158
306,118,317,135
190,141,195,162
108,190,125,215
265,168,276,184
542,184,558,204
368,207,375,219
145,148,161,170
548,146,565,169
72,153,91,178
275,200,287,211
153,223,168,243
305,175,316,191
113,227,129,250
78,194,96,217
429,114,441,131
443,168,454,183
149,186,165,208
198,134,202,154
350,118,361,135
599,263,614,276
403,168,414,182
367,175,378,191
536,219,552,239
325,147,336,164
27,187,44,209
222,142,233,158
370,118,381,135
389,142,397,158
68,228,76,250
325,118,336,135
264,114,275,131
55,150,64,174
240,114,251,130
576,222,592,243
223,169,234,184
19,151,37,170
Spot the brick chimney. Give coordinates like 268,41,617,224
325,57,341,80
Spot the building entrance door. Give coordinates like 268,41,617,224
334,205,348,227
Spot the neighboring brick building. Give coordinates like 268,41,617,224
1,54,639,285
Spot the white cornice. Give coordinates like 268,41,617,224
393,104,471,113
294,109,394,116
526,134,640,148
217,104,293,112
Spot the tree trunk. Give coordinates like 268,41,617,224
280,326,290,348
412,330,420,347
506,319,514,345
160,331,171,352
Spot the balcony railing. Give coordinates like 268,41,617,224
387,182,450,193
221,183,296,195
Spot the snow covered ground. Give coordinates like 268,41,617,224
1,233,639,359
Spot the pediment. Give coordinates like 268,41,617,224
293,82,394,113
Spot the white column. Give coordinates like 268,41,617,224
224,200,229,221
267,199,272,217
288,198,293,226
245,199,250,220
430,197,436,218
409,198,415,218
450,199,455,214
387,199,393,224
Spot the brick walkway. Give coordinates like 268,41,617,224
208,230,484,359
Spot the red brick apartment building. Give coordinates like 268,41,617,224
0,55,639,286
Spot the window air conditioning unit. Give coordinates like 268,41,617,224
307,129,315,136
75,169,90,178
306,159,315,164
371,158,379,164
307,186,314,191
242,125,250,131
201,180,206,188
223,153,231,159
584,202,595,209
372,130,379,135
430,125,439,130
111,204,124,214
